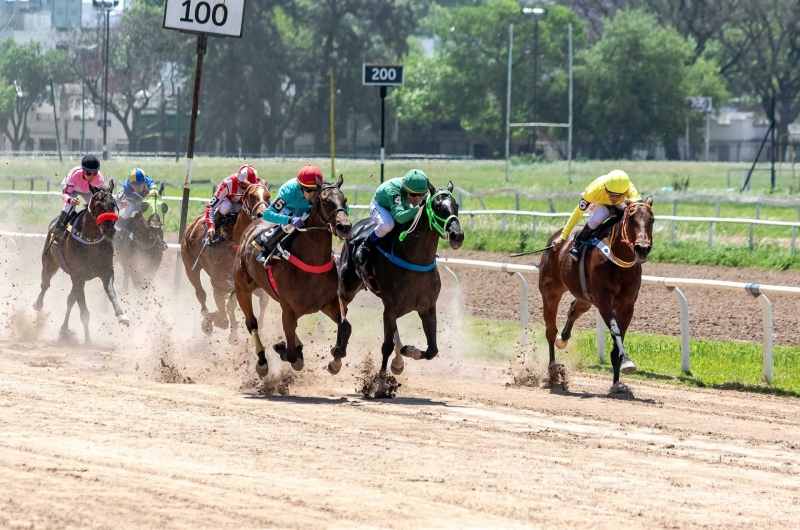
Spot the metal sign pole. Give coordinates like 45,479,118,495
102,7,110,160
49,77,62,163
505,23,513,183
380,85,387,183
174,33,208,293
567,23,573,184
330,67,335,179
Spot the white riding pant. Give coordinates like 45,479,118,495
61,191,93,214
369,199,395,238
587,203,625,230
216,198,241,217
119,200,141,220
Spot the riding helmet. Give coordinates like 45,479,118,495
402,169,429,195
237,165,259,184
603,170,631,194
128,168,147,184
297,165,322,189
81,154,100,171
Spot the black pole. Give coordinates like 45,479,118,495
49,77,62,163
771,96,776,189
380,85,386,183
532,17,539,151
175,86,181,162
742,120,774,191
174,33,208,293
102,7,110,160
81,76,85,152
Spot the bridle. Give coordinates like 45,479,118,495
619,201,652,249
88,189,119,227
241,183,271,219
309,184,347,236
399,189,459,242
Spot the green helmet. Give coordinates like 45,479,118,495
402,169,429,195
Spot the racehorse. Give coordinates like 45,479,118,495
538,197,654,388
115,183,168,291
338,181,464,381
33,181,129,344
234,175,352,376
181,181,272,343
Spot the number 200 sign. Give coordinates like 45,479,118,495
163,0,246,38
363,64,404,86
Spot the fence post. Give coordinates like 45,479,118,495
708,221,713,248
715,199,721,218
792,226,797,255
671,200,677,244
46,180,50,192
596,310,605,363
749,202,760,249
501,213,506,234
753,292,773,384
531,215,537,238
667,286,691,373
504,269,529,349
470,214,475,232
548,198,555,213
354,189,358,205
515,191,520,211
29,179,34,210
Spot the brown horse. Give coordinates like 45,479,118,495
34,181,128,344
181,182,271,343
538,198,654,387
234,176,352,376
115,184,168,291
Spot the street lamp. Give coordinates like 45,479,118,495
92,0,118,160
520,0,550,153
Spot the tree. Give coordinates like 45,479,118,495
0,40,68,150
569,10,727,158
67,1,183,151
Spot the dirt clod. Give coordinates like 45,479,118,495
257,370,297,396
545,364,570,391
356,354,401,398
608,381,635,399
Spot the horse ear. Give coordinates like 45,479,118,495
314,176,323,188
107,180,115,194
140,201,150,213
88,184,98,194
159,182,165,195
336,174,344,188
447,181,454,193
646,195,653,206
427,181,436,195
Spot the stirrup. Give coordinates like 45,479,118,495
569,245,582,260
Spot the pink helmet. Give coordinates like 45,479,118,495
237,165,259,184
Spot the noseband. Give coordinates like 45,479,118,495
311,185,347,236
241,185,271,219
620,202,652,250
399,190,459,242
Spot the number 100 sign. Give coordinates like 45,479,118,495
163,0,246,38
363,64,404,86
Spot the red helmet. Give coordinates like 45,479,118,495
297,165,322,189
237,165,259,184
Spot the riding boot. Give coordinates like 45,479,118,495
255,226,289,265
354,231,380,267
53,210,70,245
569,224,595,261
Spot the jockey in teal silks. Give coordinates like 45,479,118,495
353,169,430,266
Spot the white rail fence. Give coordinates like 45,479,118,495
2,226,794,385
2,189,799,250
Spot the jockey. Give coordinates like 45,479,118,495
353,169,429,266
56,154,105,238
255,164,322,265
117,168,155,226
561,169,641,260
204,165,260,243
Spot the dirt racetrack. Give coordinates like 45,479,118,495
2,235,800,528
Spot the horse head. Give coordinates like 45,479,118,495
138,183,168,245
88,180,118,239
426,180,464,250
313,174,352,239
242,181,271,219
622,196,654,263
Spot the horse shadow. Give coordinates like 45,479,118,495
547,386,660,405
242,393,449,407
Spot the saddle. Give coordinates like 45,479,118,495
344,218,413,295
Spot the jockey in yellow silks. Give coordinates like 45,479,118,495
561,170,641,260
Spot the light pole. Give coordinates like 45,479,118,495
92,0,118,160
521,3,547,153
75,44,98,153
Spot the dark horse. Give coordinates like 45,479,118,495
115,183,168,291
538,198,654,389
34,181,128,344
338,181,464,383
182,182,272,343
234,175,352,376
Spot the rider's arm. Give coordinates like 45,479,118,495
205,181,229,228
261,186,293,225
561,195,590,240
390,195,418,224
61,183,74,204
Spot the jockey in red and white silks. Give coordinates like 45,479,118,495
204,165,261,241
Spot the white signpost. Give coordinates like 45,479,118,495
363,64,404,183
163,0,246,291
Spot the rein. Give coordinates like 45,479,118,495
399,189,458,242
593,202,653,268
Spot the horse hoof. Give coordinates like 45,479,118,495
327,359,342,375
390,362,404,376
620,359,637,374
291,357,304,372
228,333,239,345
555,335,568,350
400,345,422,361
117,314,129,326
201,318,213,335
273,341,287,354
255,359,269,378
32,301,43,312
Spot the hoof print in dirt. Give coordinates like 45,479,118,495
607,382,634,400
545,364,570,391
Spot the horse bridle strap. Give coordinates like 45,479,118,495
311,184,346,235
242,185,271,219
399,190,458,242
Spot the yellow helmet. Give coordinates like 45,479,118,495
603,170,630,194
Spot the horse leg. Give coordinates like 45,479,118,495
380,309,398,375
596,299,636,384
321,299,351,375
74,282,92,345
279,308,304,371
256,289,270,324
612,303,636,384
556,298,593,349
226,290,239,344
541,290,564,366
210,280,231,330
102,273,129,325
235,271,267,378
60,287,78,340
34,249,59,312
184,260,212,334
419,305,439,361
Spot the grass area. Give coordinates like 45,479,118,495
576,331,800,397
